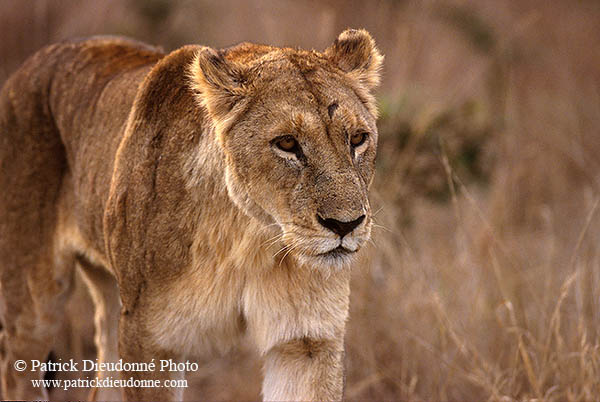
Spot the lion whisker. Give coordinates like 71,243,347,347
260,233,284,249
367,238,379,249
279,242,301,267
372,223,393,233
372,206,384,217
273,240,298,259
258,222,282,234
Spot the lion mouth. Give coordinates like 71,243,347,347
319,245,355,258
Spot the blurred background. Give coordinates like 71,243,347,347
1,0,599,400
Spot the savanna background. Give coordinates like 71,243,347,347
1,0,599,400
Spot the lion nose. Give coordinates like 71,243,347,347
317,214,365,238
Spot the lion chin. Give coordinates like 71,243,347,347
307,247,359,270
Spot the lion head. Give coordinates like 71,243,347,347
189,29,383,268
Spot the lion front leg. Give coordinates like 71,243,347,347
244,266,351,401
262,337,345,401
118,310,186,401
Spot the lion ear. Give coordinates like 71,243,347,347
325,29,383,90
189,47,250,131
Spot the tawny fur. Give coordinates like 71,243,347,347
0,30,382,401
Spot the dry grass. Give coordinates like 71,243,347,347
1,0,599,400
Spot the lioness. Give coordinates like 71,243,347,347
0,29,382,401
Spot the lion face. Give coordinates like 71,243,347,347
190,29,383,268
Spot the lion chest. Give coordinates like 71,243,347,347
149,261,248,357
148,222,271,357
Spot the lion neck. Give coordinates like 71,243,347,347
183,125,287,274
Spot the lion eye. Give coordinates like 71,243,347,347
350,132,368,147
274,136,299,153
